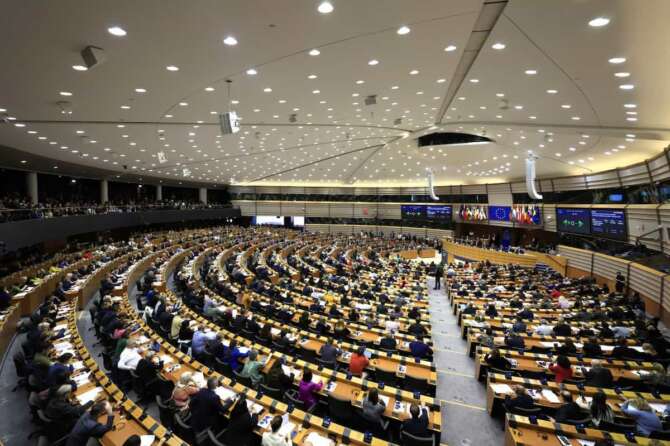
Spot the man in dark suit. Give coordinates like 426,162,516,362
402,403,430,436
554,391,583,422
189,377,235,433
504,386,535,412
379,334,397,351
584,360,614,388
135,350,164,397
66,401,114,446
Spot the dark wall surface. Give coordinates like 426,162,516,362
0,208,240,252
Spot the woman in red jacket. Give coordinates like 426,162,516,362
549,355,573,384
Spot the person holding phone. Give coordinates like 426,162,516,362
262,415,293,446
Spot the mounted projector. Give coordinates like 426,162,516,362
80,45,106,70
365,95,377,106
157,151,168,164
219,111,240,135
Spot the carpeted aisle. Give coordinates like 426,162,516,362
428,276,501,446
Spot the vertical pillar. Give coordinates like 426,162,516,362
100,179,109,204
26,172,38,205
156,184,163,201
199,187,208,204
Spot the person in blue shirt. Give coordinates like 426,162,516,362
409,336,433,359
223,339,248,371
191,326,217,356
47,353,75,388
621,398,663,436
66,401,114,446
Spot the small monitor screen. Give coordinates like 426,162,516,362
591,209,626,240
608,193,624,203
426,205,452,220
488,206,511,222
291,216,305,227
556,208,591,234
401,205,426,219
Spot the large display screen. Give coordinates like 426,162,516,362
511,205,542,225
488,206,511,222
253,215,284,226
591,209,626,240
556,208,591,234
401,205,426,220
426,205,452,220
291,216,305,227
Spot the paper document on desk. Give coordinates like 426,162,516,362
650,403,667,413
73,372,91,386
140,435,155,446
76,387,103,405
379,395,391,406
214,386,236,401
541,389,560,403
160,355,173,364
305,432,333,446
246,399,263,415
600,345,615,352
278,416,295,437
71,361,85,371
490,384,514,395
258,415,273,429
577,440,595,446
192,372,206,388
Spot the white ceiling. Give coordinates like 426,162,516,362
0,0,668,187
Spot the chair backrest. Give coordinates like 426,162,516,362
375,368,397,384
260,383,283,400
285,389,306,409
650,430,670,440
510,406,542,416
207,428,229,446
233,369,252,387
404,375,428,394
400,430,436,446
328,394,352,418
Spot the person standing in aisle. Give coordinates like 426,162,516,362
433,262,444,290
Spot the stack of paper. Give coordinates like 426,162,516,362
76,387,103,404
140,435,155,446
305,432,333,446
490,384,514,395
214,386,236,401
541,389,560,403
192,372,206,388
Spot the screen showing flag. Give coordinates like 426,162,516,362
488,206,511,222
511,205,542,225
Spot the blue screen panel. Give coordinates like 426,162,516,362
556,208,591,234
591,209,626,240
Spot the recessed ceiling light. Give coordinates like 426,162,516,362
317,1,334,14
246,68,257,76
14,123,25,127
263,87,272,93
59,91,72,96
409,70,419,75
589,17,610,27
223,36,238,46
569,147,577,151
626,133,636,138
20,160,27,164
444,45,457,52
397,26,410,35
546,89,558,94
436,79,446,83
391,85,399,90
356,80,365,84
204,87,216,92
312,90,320,94
626,117,638,122
309,49,321,56
469,78,479,83
614,72,630,78
561,104,571,109
626,111,637,115
120,105,131,109
107,26,127,37
308,74,317,79
491,42,506,50
231,100,239,104
166,65,179,71
571,116,581,120
0,108,5,112
555,153,561,157
179,101,188,106
75,130,84,134
525,69,538,75
624,103,637,109
368,59,379,66
514,105,523,110
609,57,626,64
72,65,88,71
619,84,634,90
134,88,146,93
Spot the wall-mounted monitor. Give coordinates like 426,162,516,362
591,209,627,240
488,205,511,222
556,208,591,234
291,216,305,227
608,193,624,203
401,205,426,220
426,205,452,220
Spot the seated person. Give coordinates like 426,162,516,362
349,347,369,377
484,348,512,371
503,385,535,412
362,388,388,433
621,398,663,436
582,337,603,357
553,391,583,423
379,333,397,351
548,355,573,384
402,403,430,437
298,368,323,410
66,401,115,446
239,349,264,386
584,359,613,388
318,340,340,366
409,336,433,359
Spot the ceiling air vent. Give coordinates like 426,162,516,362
417,132,493,147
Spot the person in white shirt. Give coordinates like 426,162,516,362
262,415,292,446
117,341,143,371
534,320,554,336
385,315,400,334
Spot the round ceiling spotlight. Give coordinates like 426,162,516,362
397,26,410,35
317,1,334,14
588,17,610,27
223,36,238,46
107,26,127,37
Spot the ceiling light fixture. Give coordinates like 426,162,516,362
619,84,634,90
308,74,317,79
491,42,506,50
107,26,127,36
309,49,321,56
546,89,558,94
525,69,537,75
608,57,626,64
223,36,238,46
588,17,610,27
368,59,379,66
166,65,179,71
59,91,72,96
444,45,457,52
205,86,215,92
72,65,88,71
246,68,257,75
624,103,637,108
397,26,410,35
135,88,146,93
317,1,334,14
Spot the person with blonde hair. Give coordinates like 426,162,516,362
621,397,663,436
171,371,199,410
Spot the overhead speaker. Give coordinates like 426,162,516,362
525,154,543,200
80,46,106,70
219,111,240,135
289,113,297,123
365,95,377,106
394,118,402,125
